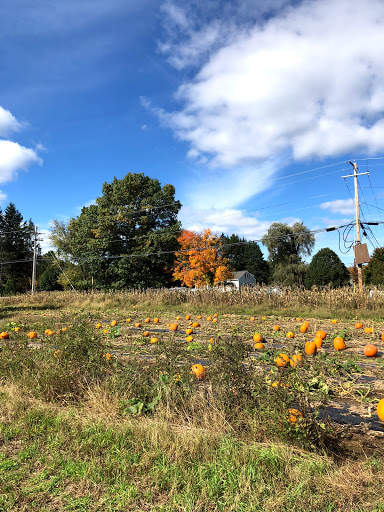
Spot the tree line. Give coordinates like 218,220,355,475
1,172,383,293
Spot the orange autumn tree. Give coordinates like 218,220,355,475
172,229,233,287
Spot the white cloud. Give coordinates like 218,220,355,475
0,107,24,137
159,0,384,167
0,140,42,184
320,199,355,215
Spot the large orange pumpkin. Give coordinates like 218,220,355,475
314,337,323,348
186,328,193,335
304,341,317,355
0,332,9,339
334,337,346,351
300,323,308,333
364,344,378,357
253,333,264,343
315,330,326,340
169,323,178,331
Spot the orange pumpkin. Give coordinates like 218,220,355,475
213,313,218,318
381,333,384,343
377,399,384,422
135,322,141,328
334,337,346,351
315,330,326,340
207,315,212,321
261,316,267,320
144,317,150,323
212,318,218,323
253,333,264,343
314,337,323,348
332,319,338,324
304,341,317,355
250,316,255,321
197,315,202,319
143,331,150,337
176,316,180,320
185,315,191,320
111,320,117,327
296,318,302,323
286,332,294,338
150,337,158,344
364,344,378,357
0,332,9,339
355,322,363,329
275,353,290,367
27,331,37,339
254,342,265,350
169,323,178,331
300,323,308,333
192,322,200,328
290,354,303,367
365,327,373,334
190,364,206,380
186,335,194,342
126,318,131,323
273,325,280,331
186,328,193,335
154,318,159,323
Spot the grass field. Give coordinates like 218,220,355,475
0,288,384,511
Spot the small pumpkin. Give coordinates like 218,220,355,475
111,320,117,327
275,353,290,367
192,322,200,328
300,323,308,333
207,315,212,321
355,322,363,329
254,342,265,350
332,319,338,324
185,315,191,320
315,330,326,340
135,322,141,328
144,317,151,323
186,335,194,342
364,344,378,357
296,318,302,323
190,364,206,380
261,316,267,320
126,318,131,323
212,318,218,323
96,323,102,329
213,313,218,318
377,398,384,422
314,337,323,348
273,325,280,331
290,354,303,367
143,331,150,337
365,327,373,334
253,333,264,343
250,316,255,321
304,341,317,355
0,332,9,339
150,337,158,344
154,318,160,323
27,331,37,339
286,332,294,338
186,328,193,335
197,315,202,319
169,323,178,331
381,333,384,343
334,337,346,351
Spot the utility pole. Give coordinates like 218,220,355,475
342,161,369,291
31,225,37,295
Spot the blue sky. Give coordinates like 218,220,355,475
1,0,384,266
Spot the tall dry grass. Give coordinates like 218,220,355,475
2,286,384,317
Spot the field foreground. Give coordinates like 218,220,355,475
0,289,384,511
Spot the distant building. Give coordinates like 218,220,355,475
227,270,256,290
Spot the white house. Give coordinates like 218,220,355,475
227,270,256,290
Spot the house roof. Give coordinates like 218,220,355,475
230,270,254,280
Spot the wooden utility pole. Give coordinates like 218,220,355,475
342,161,369,291
31,225,37,295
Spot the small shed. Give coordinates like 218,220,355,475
228,270,256,290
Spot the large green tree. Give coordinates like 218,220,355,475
50,173,181,289
0,203,37,293
220,234,270,284
305,248,350,288
261,222,315,287
364,247,384,285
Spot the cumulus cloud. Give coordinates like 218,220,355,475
0,140,42,184
159,0,384,167
320,199,355,215
0,107,24,137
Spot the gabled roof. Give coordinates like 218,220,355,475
230,270,254,280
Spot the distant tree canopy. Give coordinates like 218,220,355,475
262,222,315,287
305,248,350,288
50,173,181,289
364,247,384,286
173,229,232,287
261,222,315,265
220,234,270,284
0,203,37,294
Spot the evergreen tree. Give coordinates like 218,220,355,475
0,203,37,293
364,247,384,285
305,248,350,288
220,234,270,283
